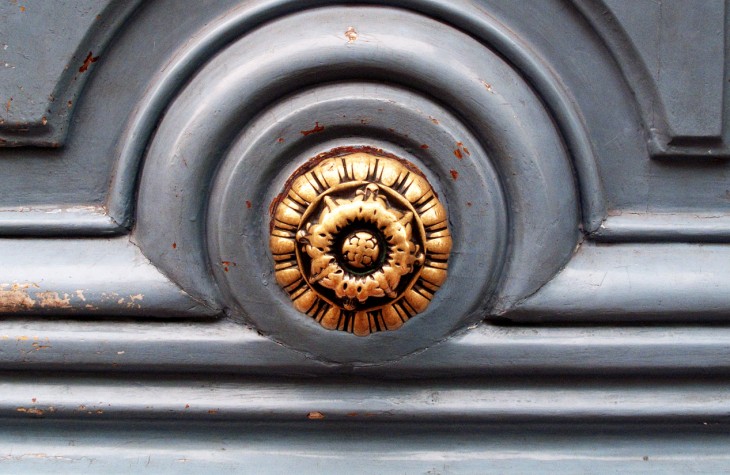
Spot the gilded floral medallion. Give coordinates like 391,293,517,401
269,151,451,336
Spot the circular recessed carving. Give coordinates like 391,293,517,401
270,152,451,336
136,5,579,364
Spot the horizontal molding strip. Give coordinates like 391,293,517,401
1,319,730,376
0,241,726,373
0,237,218,318
592,212,730,242
3,375,730,424
2,420,730,473
501,241,730,322
0,206,125,236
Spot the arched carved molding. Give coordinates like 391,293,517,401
10,1,726,239
108,0,606,233
0,1,144,148
134,6,579,363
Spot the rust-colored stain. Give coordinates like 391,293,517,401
307,411,325,420
420,144,429,149
185,404,190,409
246,200,252,209
277,137,285,143
78,51,99,73
5,98,12,113
207,409,219,415
19,6,25,12
36,292,71,309
67,100,73,108
172,242,177,249
450,169,459,180
16,407,44,416
0,283,36,311
467,201,472,207
300,122,325,136
221,260,237,273
454,142,470,159
429,116,439,125
269,193,284,218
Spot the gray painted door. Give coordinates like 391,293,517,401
1,1,729,472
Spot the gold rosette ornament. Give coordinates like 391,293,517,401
269,151,451,336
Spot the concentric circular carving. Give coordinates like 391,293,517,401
135,5,579,364
270,152,451,336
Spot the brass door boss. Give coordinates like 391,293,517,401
270,152,452,336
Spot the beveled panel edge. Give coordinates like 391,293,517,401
0,1,144,148
572,0,730,161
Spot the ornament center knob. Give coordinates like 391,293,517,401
340,230,382,272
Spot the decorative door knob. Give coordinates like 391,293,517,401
270,151,451,336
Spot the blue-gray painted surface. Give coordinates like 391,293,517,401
0,0,728,471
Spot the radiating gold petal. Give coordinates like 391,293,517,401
320,306,340,330
353,311,371,336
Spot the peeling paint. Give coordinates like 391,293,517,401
345,26,358,43
16,407,44,416
31,342,51,351
0,283,36,311
36,291,72,309
481,80,495,93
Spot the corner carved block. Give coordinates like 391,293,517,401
270,152,451,336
